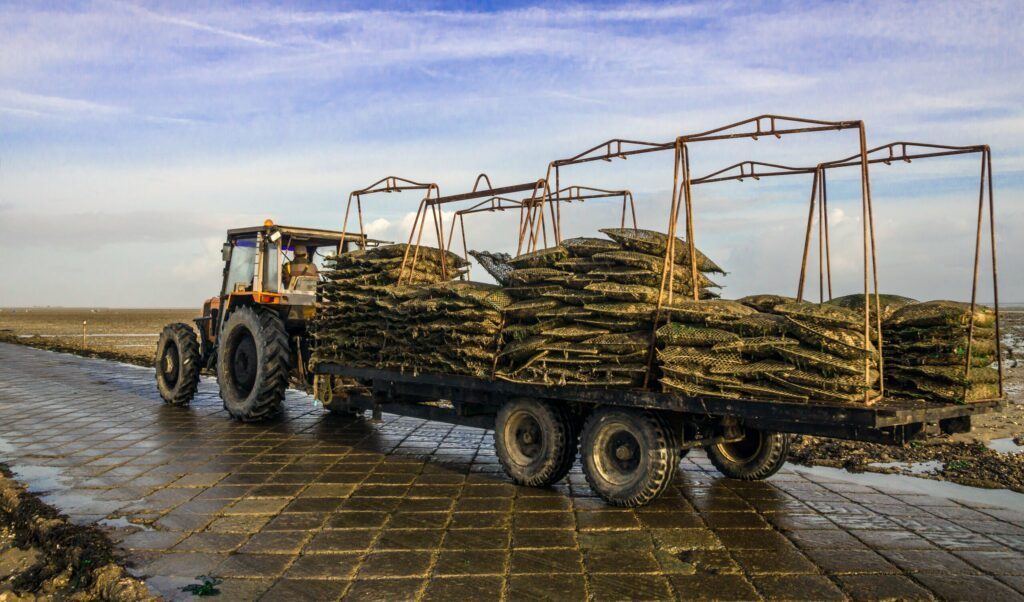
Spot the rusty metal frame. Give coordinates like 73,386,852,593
549,115,879,399
444,186,639,270
687,140,1002,401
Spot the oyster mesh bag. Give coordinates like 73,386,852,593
882,299,1000,403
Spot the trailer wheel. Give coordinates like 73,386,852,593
706,428,789,480
495,398,577,487
155,323,201,406
580,408,678,507
217,307,291,422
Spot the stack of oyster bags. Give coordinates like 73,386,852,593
311,244,509,377
496,228,724,387
883,300,1001,403
657,294,882,403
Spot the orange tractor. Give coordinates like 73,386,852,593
155,221,365,420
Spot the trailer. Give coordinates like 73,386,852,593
312,364,999,506
308,114,1004,507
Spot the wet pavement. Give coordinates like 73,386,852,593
0,343,1023,601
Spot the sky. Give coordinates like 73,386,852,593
0,0,1021,308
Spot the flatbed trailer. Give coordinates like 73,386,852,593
313,363,1001,506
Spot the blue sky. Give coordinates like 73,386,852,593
1,0,1021,307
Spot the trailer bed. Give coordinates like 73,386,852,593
315,364,1000,445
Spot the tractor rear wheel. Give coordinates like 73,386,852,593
217,306,291,421
155,323,201,406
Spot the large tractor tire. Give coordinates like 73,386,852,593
495,398,577,487
580,408,679,507
217,306,291,421
706,428,789,480
155,323,201,406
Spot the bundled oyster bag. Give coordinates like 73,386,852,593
312,244,508,378
883,300,1000,403
497,229,725,388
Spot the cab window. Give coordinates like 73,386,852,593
226,238,257,293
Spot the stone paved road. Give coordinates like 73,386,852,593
1,343,1023,601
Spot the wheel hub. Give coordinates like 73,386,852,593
229,330,258,396
593,422,643,486
160,345,179,386
504,410,545,467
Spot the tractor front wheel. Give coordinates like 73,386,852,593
217,307,291,421
155,323,201,406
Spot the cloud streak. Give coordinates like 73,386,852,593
0,0,1021,307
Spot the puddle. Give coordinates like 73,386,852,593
98,516,152,531
0,436,15,461
987,437,1024,454
792,464,1024,510
868,459,944,474
10,465,69,494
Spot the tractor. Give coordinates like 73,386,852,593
154,221,366,420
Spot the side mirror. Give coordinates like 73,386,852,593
222,243,232,262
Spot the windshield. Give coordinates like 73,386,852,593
226,238,257,293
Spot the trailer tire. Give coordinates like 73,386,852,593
495,398,577,487
155,323,201,406
217,306,291,422
580,408,678,507
706,428,789,480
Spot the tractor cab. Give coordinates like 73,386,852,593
156,220,375,421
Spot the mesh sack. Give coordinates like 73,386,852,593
660,367,742,387
827,293,917,321
662,377,740,399
785,317,876,360
709,360,795,377
714,313,789,337
913,380,1000,403
780,368,877,392
774,302,863,330
658,347,745,368
585,331,651,352
469,250,514,285
774,345,865,376
538,341,601,356
542,288,606,306
505,298,562,318
763,373,874,403
719,381,809,402
588,266,720,291
507,268,571,285
591,250,665,273
584,302,657,319
561,237,622,257
886,300,995,329
711,336,799,353
372,243,470,269
656,323,740,346
885,348,993,368
536,305,594,320
585,282,667,304
664,300,757,323
541,325,610,341
508,246,570,268
555,257,612,273
504,285,565,300
889,364,999,385
599,228,726,274
576,317,645,333
737,294,797,313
